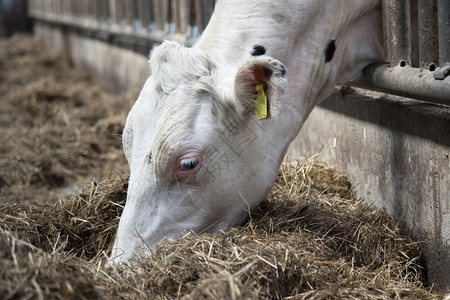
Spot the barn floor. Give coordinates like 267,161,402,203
0,35,444,299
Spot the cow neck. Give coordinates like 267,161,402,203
195,0,382,139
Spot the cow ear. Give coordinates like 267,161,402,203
234,56,286,120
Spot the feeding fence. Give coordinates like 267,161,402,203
27,0,215,48
27,0,450,105
358,0,449,105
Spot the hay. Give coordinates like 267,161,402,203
0,176,127,260
0,34,443,299
0,34,137,205
0,160,440,299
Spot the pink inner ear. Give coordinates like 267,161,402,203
250,65,269,92
234,63,272,115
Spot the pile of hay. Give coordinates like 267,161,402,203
0,34,442,299
0,34,136,205
0,159,440,299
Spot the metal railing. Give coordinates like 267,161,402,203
28,0,449,105
357,0,450,106
28,0,215,48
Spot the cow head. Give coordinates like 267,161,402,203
110,41,292,263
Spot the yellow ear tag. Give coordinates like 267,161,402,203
255,83,268,120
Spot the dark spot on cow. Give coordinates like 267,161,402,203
251,45,266,56
324,40,336,63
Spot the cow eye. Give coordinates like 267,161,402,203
174,154,202,179
179,157,200,171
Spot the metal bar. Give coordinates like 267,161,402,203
93,0,99,22
41,0,45,15
386,0,412,67
29,0,216,38
88,0,95,18
205,0,215,31
111,0,121,27
162,0,168,33
44,0,50,18
125,1,134,28
70,0,77,19
410,0,419,67
99,0,107,24
105,0,111,25
357,63,450,106
153,0,163,32
81,0,88,19
29,0,34,15
99,0,107,26
27,0,32,15
178,0,187,35
194,0,206,33
382,0,391,61
136,0,144,31
194,0,213,33
28,13,160,53
171,0,178,33
437,0,450,66
141,0,151,32
170,0,186,35
52,0,58,16
36,0,41,16
55,1,64,17
418,0,439,71
63,0,70,17
51,0,56,18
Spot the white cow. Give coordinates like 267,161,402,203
110,0,383,263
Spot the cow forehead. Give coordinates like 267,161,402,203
150,40,217,94
132,82,217,178
129,41,237,175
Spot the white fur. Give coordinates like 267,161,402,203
110,0,383,263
